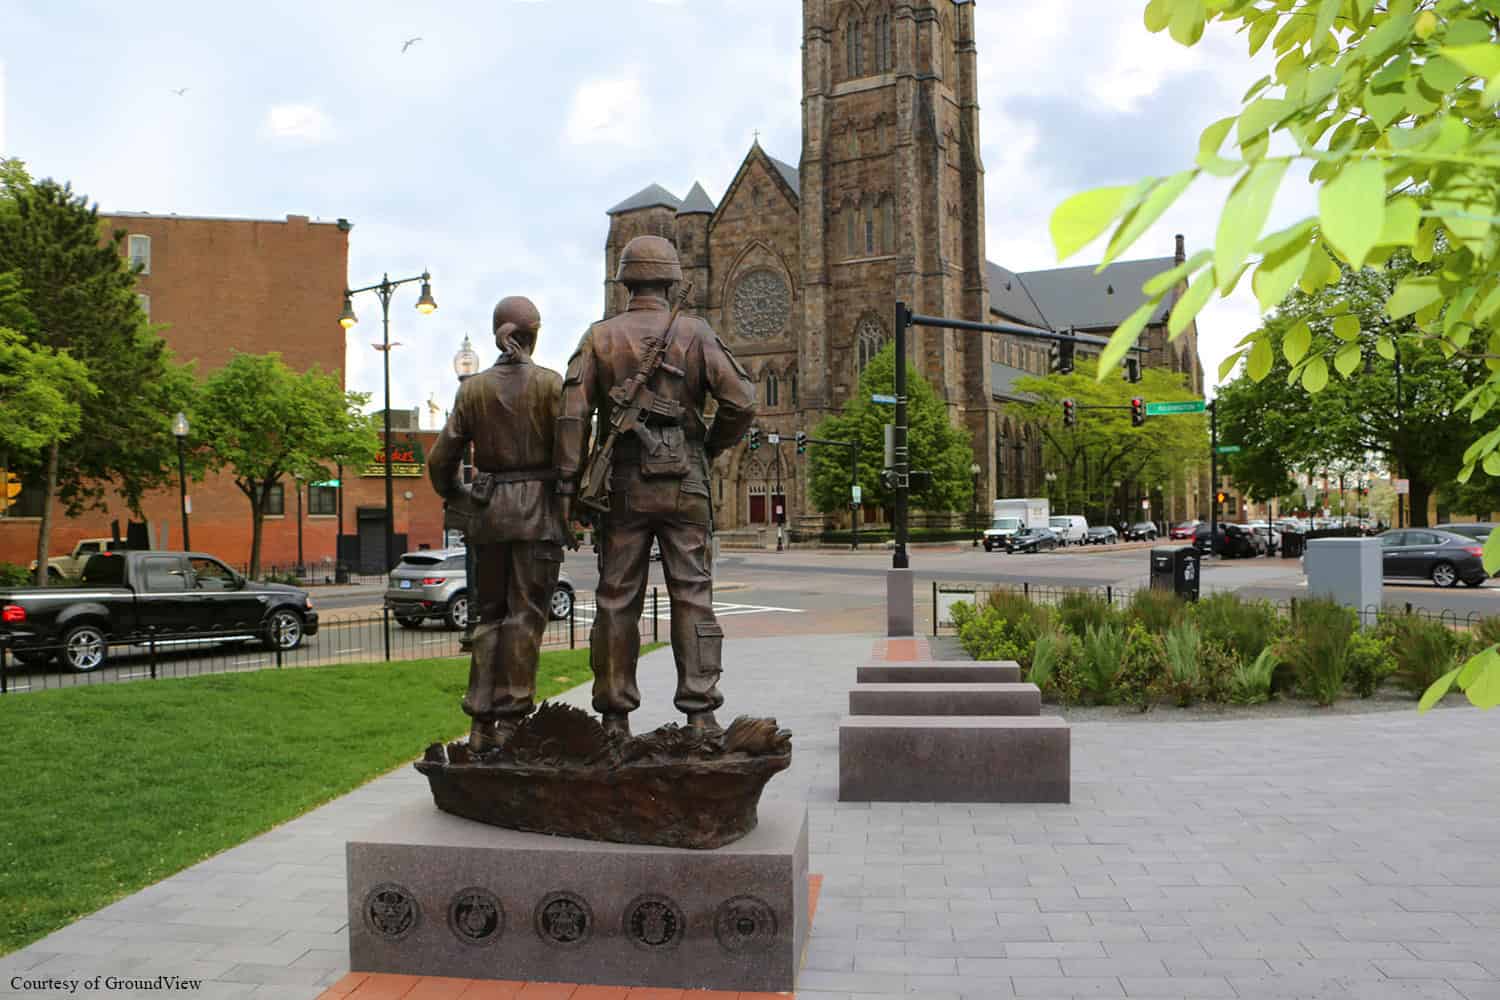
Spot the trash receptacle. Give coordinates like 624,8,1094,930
1282,532,1305,558
1150,545,1200,601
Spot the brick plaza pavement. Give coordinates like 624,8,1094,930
2,633,1498,999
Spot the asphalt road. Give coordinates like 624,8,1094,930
7,542,1497,692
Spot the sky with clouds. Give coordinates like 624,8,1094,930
0,0,1314,426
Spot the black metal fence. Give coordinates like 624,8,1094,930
0,587,665,695
932,581,1488,635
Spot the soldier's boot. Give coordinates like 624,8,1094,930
601,712,632,738
685,711,722,734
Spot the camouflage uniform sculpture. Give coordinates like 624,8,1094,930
428,296,565,752
557,236,756,737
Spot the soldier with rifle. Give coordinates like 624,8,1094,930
557,235,755,737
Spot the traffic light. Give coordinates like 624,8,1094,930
795,431,807,454
1062,398,1076,427
1049,339,1075,375
748,427,761,451
1215,491,1228,505
1130,397,1145,427
0,470,19,512
1124,356,1142,384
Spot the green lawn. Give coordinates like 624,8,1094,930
0,647,625,955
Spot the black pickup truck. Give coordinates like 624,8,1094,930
0,550,319,672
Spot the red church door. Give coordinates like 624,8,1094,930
749,493,767,524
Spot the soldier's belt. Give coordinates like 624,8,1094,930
477,467,560,485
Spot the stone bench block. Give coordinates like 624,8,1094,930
849,682,1041,717
838,716,1070,803
857,659,1021,684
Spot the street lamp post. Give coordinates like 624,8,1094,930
341,271,437,575
171,412,191,551
970,462,981,547
1045,471,1057,505
453,335,481,651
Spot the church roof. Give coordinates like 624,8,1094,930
986,256,1179,332
676,181,717,215
607,183,682,215
1016,257,1177,331
766,154,800,199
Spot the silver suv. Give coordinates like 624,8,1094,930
383,548,576,630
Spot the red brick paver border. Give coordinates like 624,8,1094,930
871,637,929,661
327,875,823,1000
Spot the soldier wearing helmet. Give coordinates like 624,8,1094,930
557,235,755,736
428,294,565,752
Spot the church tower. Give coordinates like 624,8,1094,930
799,0,995,493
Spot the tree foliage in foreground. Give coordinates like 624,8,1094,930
1050,0,1500,710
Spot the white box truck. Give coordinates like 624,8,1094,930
983,498,1050,552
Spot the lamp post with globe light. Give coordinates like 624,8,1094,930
453,335,481,650
171,412,191,551
340,272,436,574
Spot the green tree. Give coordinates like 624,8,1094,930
1049,0,1500,710
0,178,196,583
806,342,975,517
0,326,95,466
1215,253,1482,524
194,353,377,577
1002,359,1207,520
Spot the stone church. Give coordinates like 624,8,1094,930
602,0,1204,533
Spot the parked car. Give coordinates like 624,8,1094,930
1006,526,1060,554
1170,520,1204,540
1436,522,1497,544
1380,528,1488,588
28,536,127,581
1193,522,1263,558
983,517,1026,551
1245,520,1282,555
384,547,576,629
1124,521,1158,541
1084,525,1119,545
0,550,318,672
1048,514,1090,546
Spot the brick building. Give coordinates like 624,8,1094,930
603,0,1206,531
0,213,451,574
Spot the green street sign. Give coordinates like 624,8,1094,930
1144,400,1207,416
1215,445,1242,455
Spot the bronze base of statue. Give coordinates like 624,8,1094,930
415,703,792,850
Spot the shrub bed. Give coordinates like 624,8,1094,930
953,589,1484,709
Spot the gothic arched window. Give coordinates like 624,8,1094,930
765,370,780,408
856,316,887,373
845,207,857,257
790,370,799,406
881,197,895,254
875,13,893,71
847,18,864,78
865,203,876,255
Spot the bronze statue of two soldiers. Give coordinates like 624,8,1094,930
428,236,755,750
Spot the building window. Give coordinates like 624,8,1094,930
882,199,895,254
264,483,285,516
847,18,864,77
128,234,151,274
309,484,338,516
137,293,150,320
865,204,876,255
875,13,893,71
846,209,857,257
765,371,779,408
790,370,798,406
856,316,887,372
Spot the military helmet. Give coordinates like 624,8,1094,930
616,235,683,286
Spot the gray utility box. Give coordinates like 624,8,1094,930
1150,546,1200,601
1304,537,1381,618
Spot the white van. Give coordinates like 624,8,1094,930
1048,514,1089,546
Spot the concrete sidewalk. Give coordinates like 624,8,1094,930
4,634,1500,1000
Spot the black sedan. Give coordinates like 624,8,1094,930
1193,522,1263,558
1084,526,1119,545
1124,521,1158,541
1006,527,1060,553
1380,528,1488,588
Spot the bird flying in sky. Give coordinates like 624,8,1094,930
170,88,189,96
401,37,422,53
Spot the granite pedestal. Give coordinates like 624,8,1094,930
857,659,1021,684
839,716,1070,802
849,682,1041,717
347,799,808,992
